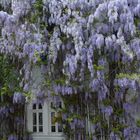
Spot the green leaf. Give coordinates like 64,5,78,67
136,119,140,127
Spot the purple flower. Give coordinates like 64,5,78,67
134,4,140,17
115,91,123,102
0,106,9,118
120,13,127,23
0,11,8,23
15,117,24,126
98,58,106,66
13,92,25,104
124,127,131,138
96,34,104,49
116,78,129,89
97,70,104,80
129,80,137,90
23,83,29,92
105,36,113,49
90,79,100,91
70,122,75,130
36,91,45,99
62,113,67,120
8,135,18,140
102,24,109,34
78,120,85,128
102,106,113,116
123,103,132,112
110,132,120,140
23,135,33,140
98,89,107,101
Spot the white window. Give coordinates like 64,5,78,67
27,100,65,140
32,103,43,133
30,101,63,134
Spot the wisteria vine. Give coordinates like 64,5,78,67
1,0,140,140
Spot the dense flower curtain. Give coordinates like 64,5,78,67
1,0,140,140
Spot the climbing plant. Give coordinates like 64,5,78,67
1,0,140,140
0,54,28,140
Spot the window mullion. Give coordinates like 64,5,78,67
37,111,39,132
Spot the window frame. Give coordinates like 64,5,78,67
32,103,43,133
49,101,63,134
29,100,64,135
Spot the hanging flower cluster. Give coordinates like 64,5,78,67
1,0,140,139
13,92,25,104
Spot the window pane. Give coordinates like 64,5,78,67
33,113,37,125
51,102,54,108
58,124,63,132
51,112,55,125
33,104,36,109
38,103,42,109
58,102,62,108
33,126,37,132
39,113,43,125
51,126,56,132
39,126,43,132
